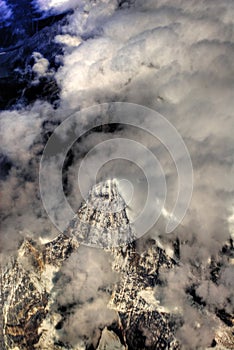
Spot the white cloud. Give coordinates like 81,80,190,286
0,104,43,162
32,0,79,13
32,52,50,79
55,246,118,347
54,0,234,248
32,0,117,15
0,102,58,253
54,34,82,47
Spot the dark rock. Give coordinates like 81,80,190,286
0,154,13,179
0,4,71,110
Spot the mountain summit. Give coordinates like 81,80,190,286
0,180,233,349
69,179,135,248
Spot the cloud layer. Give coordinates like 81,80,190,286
55,0,234,248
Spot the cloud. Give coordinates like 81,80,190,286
32,52,50,81
55,0,234,249
54,246,118,347
32,0,118,16
32,0,79,14
0,102,59,254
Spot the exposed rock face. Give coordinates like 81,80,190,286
69,179,135,248
0,234,79,349
0,180,233,349
215,326,234,349
110,241,181,350
0,179,133,349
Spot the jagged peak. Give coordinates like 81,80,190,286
69,179,135,249
87,178,126,213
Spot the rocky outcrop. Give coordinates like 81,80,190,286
0,180,233,349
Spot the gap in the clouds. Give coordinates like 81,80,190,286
0,0,72,110
0,0,74,50
0,0,13,27
0,153,13,180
